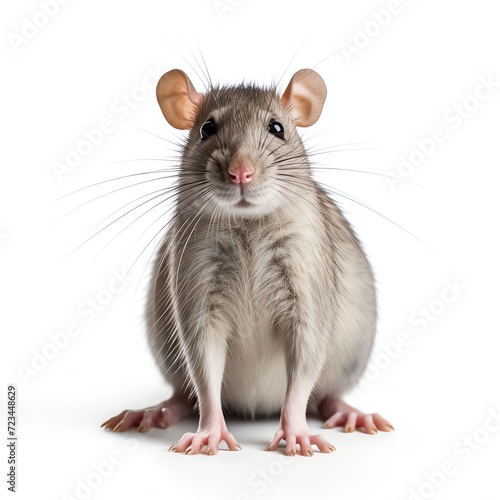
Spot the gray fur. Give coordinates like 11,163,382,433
146,83,376,418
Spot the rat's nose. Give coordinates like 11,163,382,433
228,159,255,184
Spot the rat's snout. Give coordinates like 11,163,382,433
228,155,255,184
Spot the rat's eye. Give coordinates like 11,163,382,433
268,120,285,140
200,118,216,140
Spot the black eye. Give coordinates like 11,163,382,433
268,120,285,140
200,118,216,140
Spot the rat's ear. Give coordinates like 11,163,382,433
281,69,327,127
156,69,203,130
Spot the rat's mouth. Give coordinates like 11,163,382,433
236,198,251,208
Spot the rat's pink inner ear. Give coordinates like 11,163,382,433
281,69,327,127
156,69,203,130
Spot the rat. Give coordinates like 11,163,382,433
101,67,393,456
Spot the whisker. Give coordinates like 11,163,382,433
323,184,431,249
126,122,186,149
77,179,208,254
194,39,215,92
275,35,311,91
311,45,353,70
129,182,212,307
165,38,209,92
278,163,419,186
52,174,182,224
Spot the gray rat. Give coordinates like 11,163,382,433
102,68,393,456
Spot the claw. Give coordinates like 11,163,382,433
169,428,239,455
321,398,393,435
101,396,193,435
267,425,333,456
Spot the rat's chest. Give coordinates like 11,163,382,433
200,224,306,310
172,217,327,331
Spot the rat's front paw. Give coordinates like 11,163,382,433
265,425,335,456
169,428,241,456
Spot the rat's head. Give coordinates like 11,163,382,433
156,68,327,219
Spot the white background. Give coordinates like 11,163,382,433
2,1,500,499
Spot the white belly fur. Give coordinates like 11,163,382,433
222,317,287,418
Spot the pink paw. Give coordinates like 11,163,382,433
101,398,192,433
169,428,241,455
321,398,394,434
265,427,335,456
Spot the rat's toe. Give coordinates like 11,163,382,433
310,434,335,453
372,413,394,432
102,395,194,433
361,414,377,434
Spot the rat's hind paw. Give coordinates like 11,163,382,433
101,397,193,433
320,397,394,434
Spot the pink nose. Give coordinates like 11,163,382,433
228,162,255,184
